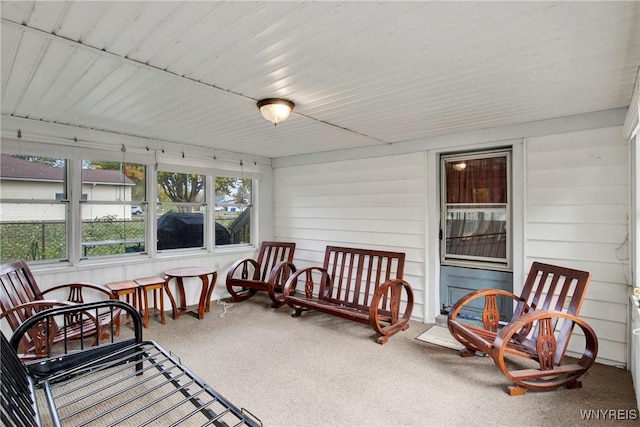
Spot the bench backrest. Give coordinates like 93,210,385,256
255,241,296,282
319,246,405,310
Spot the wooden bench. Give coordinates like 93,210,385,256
447,262,598,395
1,300,262,426
226,241,296,308
283,246,414,344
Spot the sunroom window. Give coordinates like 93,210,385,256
215,177,252,246
156,170,206,251
0,154,68,264
81,160,146,258
441,151,511,269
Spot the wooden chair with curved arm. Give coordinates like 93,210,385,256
226,241,296,308
0,259,120,359
447,262,598,395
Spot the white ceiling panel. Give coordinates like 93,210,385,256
1,1,638,159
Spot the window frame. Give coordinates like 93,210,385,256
77,157,148,260
214,175,253,247
0,155,70,264
0,147,260,266
440,149,512,271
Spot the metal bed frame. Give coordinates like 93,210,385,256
1,300,261,427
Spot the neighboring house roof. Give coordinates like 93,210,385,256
215,195,235,204
0,154,134,185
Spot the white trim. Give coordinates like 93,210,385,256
511,141,525,293
426,139,525,324
274,108,627,168
425,150,440,323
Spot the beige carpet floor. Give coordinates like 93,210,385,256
142,293,638,426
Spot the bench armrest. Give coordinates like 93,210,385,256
369,279,414,344
283,266,328,299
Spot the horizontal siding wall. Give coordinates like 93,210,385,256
274,152,426,320
526,126,629,365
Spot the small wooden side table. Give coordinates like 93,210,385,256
106,280,139,333
164,267,217,320
134,276,166,328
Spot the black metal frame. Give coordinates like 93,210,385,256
2,300,261,427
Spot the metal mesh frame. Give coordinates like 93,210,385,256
2,301,261,427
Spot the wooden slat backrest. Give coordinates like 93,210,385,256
515,262,591,364
319,246,405,311
0,260,44,331
256,241,296,282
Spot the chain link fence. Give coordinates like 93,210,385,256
1,219,145,263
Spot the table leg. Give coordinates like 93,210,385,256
164,277,179,319
205,272,218,312
197,274,209,319
176,277,187,311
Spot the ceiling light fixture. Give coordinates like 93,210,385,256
257,98,295,126
452,162,467,172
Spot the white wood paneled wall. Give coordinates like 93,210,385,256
274,152,426,320
526,126,630,365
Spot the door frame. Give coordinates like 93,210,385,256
425,139,525,323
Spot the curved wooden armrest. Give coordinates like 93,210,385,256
43,282,118,301
448,288,521,319
368,279,414,344
494,309,598,365
264,261,296,308
491,310,598,392
226,258,260,282
447,289,524,354
0,300,75,322
266,261,297,285
7,301,105,359
282,266,327,298
369,278,414,320
1,300,76,356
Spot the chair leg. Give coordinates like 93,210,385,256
507,385,527,396
158,287,166,324
566,380,583,390
142,287,150,329
459,348,476,357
